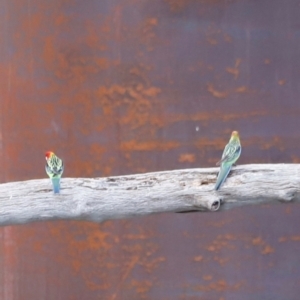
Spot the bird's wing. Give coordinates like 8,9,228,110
45,159,64,176
216,143,240,166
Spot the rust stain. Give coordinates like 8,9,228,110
250,236,275,255
96,77,163,133
207,83,256,100
202,275,213,281
192,279,244,292
261,245,275,255
205,218,234,228
3,227,17,300
257,136,285,151
207,37,218,45
235,86,248,93
178,153,196,163
143,256,166,273
121,140,179,152
278,237,287,243
15,220,166,296
229,136,300,156
110,256,140,300
277,235,300,243
164,0,189,12
85,20,109,51
165,0,232,12
140,18,159,51
193,255,204,262
278,79,286,86
205,234,237,254
54,13,69,26
166,110,262,125
123,233,151,240
194,137,225,150
224,33,233,43
213,256,230,266
207,83,228,98
291,155,300,163
226,58,242,79
207,64,215,71
252,236,264,246
131,279,153,298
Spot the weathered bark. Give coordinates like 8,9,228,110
0,164,299,226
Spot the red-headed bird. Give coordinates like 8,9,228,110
45,151,64,193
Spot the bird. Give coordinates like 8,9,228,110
45,151,64,193
215,131,241,191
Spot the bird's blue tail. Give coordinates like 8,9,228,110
215,165,231,191
51,177,61,194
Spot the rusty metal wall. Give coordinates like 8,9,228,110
1,0,300,299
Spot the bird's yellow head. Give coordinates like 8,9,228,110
230,131,240,141
45,151,54,160
231,131,239,137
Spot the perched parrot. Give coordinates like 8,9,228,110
215,131,241,191
45,151,64,194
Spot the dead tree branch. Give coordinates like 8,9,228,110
0,164,299,226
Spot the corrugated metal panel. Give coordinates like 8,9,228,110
0,0,300,299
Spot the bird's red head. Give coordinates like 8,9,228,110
45,151,54,160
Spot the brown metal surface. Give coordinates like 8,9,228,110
1,0,300,299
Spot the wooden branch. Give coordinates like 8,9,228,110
0,164,299,226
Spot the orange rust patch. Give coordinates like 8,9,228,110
278,237,287,243
131,279,153,295
193,279,243,292
123,234,150,240
25,220,165,295
249,236,275,255
252,237,263,246
178,153,196,163
207,83,228,98
278,79,286,86
214,256,230,266
224,33,233,43
205,235,237,256
85,20,109,50
235,86,248,93
89,144,106,157
55,13,69,26
261,245,274,255
207,245,217,252
285,206,291,214
226,58,241,79
164,0,189,12
193,255,204,262
96,78,163,135
291,155,300,163
121,140,179,152
207,64,215,71
207,37,218,45
240,136,295,153
147,18,158,26
194,137,226,150
43,36,56,67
